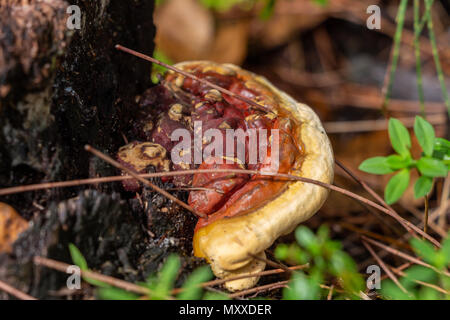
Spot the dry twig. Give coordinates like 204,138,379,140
228,280,289,299
335,160,441,247
0,280,37,300
361,236,450,277
362,240,408,294
84,145,206,219
115,44,271,114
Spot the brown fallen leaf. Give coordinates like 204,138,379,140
0,202,29,253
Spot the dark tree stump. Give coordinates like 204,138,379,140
0,0,203,300
0,0,156,216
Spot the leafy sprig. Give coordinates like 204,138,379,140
381,233,450,300
359,116,449,205
275,225,364,299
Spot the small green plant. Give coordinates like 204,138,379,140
359,116,449,205
381,233,450,300
69,245,229,300
275,225,364,300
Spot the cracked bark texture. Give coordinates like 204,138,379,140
0,0,156,217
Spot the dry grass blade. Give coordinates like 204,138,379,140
84,145,206,219
359,291,372,300
362,240,409,294
0,280,37,300
381,263,412,281
327,285,334,300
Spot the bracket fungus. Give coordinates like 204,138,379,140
117,141,171,192
118,61,334,291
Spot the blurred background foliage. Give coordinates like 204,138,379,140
150,0,449,300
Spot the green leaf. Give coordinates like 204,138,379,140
295,226,319,255
388,118,411,157
68,244,108,288
410,237,437,265
97,287,139,300
313,0,328,6
384,169,410,204
203,292,230,300
418,287,440,300
283,272,320,300
440,234,450,265
69,243,88,270
274,244,289,260
433,138,450,160
381,280,412,300
155,0,165,7
386,154,411,170
414,116,435,156
84,276,109,288
317,225,330,244
359,157,394,175
151,254,180,300
275,243,308,265
338,270,364,295
417,157,448,177
329,251,364,296
323,239,341,254
199,0,246,11
329,251,358,276
151,48,173,84
434,137,450,152
413,176,433,199
403,266,436,285
177,266,212,300
259,0,275,20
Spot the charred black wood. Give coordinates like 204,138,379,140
0,0,156,217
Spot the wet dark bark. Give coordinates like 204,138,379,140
0,0,156,216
